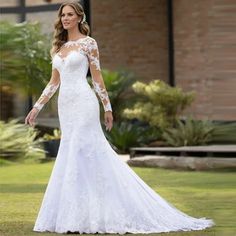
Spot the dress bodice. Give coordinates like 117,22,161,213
33,36,112,112
52,36,99,80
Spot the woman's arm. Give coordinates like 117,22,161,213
87,38,112,112
87,38,113,131
33,68,60,111
25,68,60,126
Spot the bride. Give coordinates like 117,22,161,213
25,0,215,234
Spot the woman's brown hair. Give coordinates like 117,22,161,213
50,0,90,57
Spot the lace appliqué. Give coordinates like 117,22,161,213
56,37,89,61
92,80,112,112
33,83,59,111
50,36,112,112
86,38,112,112
86,39,101,71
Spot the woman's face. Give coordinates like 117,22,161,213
61,5,81,30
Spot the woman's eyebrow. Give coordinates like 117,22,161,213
62,12,74,14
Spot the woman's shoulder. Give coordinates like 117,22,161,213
86,35,98,43
85,36,99,50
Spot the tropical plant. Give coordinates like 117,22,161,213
211,121,236,144
43,128,61,140
0,21,52,96
104,121,143,153
162,117,214,146
0,119,45,160
123,80,195,130
104,120,162,153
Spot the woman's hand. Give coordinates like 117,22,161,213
25,107,40,127
104,111,113,131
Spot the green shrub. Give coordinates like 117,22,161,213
211,121,236,144
0,21,52,96
0,119,45,160
104,120,162,153
104,121,142,153
123,80,195,130
162,117,214,146
43,128,61,140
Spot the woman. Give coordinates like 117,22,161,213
25,1,215,234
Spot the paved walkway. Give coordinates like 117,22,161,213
130,145,236,158
127,155,236,170
131,145,236,152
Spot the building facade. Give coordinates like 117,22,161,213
1,0,236,121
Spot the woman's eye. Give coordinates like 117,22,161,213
61,13,73,17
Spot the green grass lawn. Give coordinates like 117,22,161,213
0,160,235,236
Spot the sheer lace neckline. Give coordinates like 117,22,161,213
64,36,89,46
56,35,90,60
63,35,89,47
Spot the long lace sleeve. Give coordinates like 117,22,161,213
87,38,112,112
33,68,60,111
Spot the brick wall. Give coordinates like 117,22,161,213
1,0,235,121
90,0,169,83
174,0,236,120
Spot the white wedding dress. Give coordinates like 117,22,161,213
32,35,215,234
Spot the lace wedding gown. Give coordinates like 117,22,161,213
32,35,215,234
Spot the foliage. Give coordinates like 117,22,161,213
0,21,52,96
0,119,45,160
123,80,195,130
211,121,236,144
43,128,61,140
162,117,214,146
104,120,162,153
104,121,143,153
88,69,136,120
